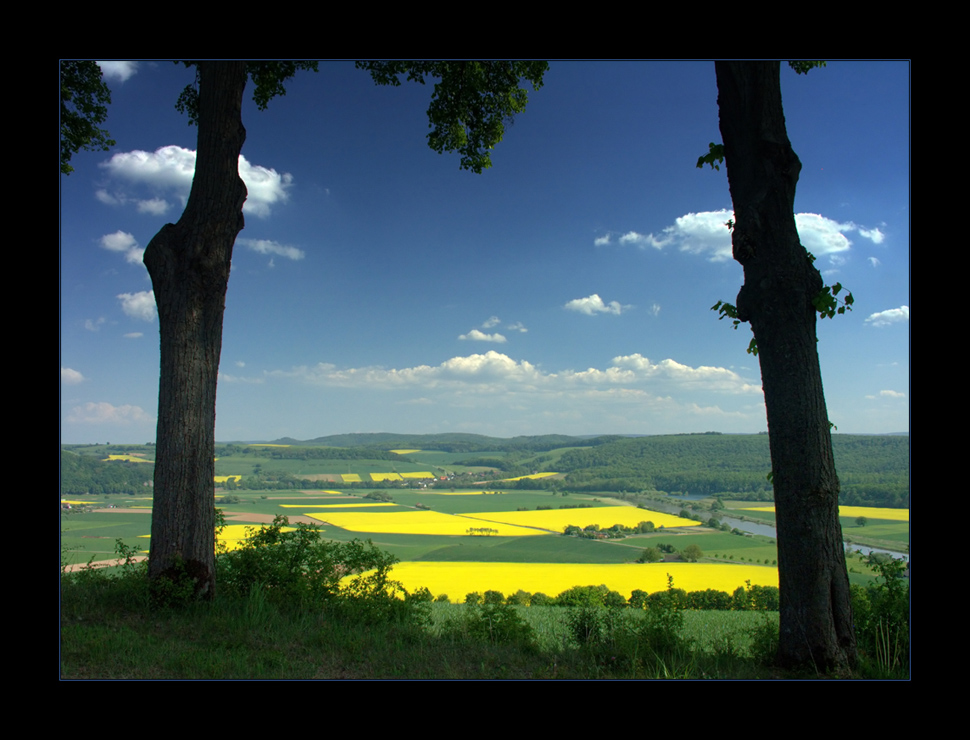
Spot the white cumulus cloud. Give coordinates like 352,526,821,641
865,306,909,327
237,238,305,261
564,294,628,316
97,61,138,82
273,351,759,396
137,198,170,215
67,401,152,424
858,226,886,244
459,329,507,343
117,291,156,321
99,146,292,218
610,210,887,264
218,372,265,384
617,211,734,261
99,230,144,265
61,367,85,385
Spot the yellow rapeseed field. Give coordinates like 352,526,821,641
305,510,545,536
215,524,293,551
384,562,778,602
500,472,559,481
390,449,421,454
742,505,909,522
278,502,398,508
463,507,699,532
104,454,153,463
420,490,493,496
400,472,435,478
370,472,403,481
341,474,362,482
214,475,242,483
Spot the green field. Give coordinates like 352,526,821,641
61,487,900,598
61,440,908,598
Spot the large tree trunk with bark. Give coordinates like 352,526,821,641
143,62,248,599
715,61,857,671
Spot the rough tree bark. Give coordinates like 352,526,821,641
715,61,857,670
136,61,545,600
143,62,248,598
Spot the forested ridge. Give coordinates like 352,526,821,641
218,444,405,462
537,434,908,507
288,432,617,454
61,433,908,508
61,450,154,495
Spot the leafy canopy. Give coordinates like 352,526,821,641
60,61,116,175
357,61,549,174
174,61,321,125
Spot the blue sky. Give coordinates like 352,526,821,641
60,61,909,443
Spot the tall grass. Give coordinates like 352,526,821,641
61,522,906,679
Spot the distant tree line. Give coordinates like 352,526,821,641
279,432,618,455
217,444,404,462
454,582,780,611
60,451,153,495
511,434,908,508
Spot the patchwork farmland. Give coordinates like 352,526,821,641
60,435,909,601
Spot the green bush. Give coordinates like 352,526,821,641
217,515,400,611
506,589,532,606
851,554,908,674
686,588,732,610
732,581,780,611
62,538,151,614
446,602,537,648
639,576,688,659
555,584,611,607
747,613,779,664
566,604,606,647
629,589,650,609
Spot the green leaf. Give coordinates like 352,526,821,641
813,283,854,320
174,61,319,125
696,142,725,171
60,61,116,174
711,300,739,321
357,61,548,174
789,61,826,75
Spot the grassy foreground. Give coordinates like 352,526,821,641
60,531,908,680
60,570,783,679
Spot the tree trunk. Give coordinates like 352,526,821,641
143,62,248,598
715,61,857,671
